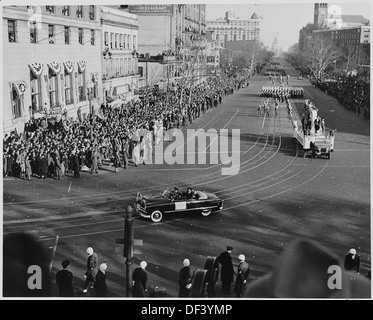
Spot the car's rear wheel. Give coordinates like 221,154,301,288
201,209,212,217
151,210,163,223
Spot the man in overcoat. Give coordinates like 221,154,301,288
216,246,234,294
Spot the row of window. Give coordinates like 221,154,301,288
103,57,137,78
215,30,258,34
104,32,137,50
209,22,259,27
28,5,95,20
29,69,90,113
8,20,96,45
215,34,257,40
12,69,90,119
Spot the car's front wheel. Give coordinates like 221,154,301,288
201,209,212,217
151,210,163,223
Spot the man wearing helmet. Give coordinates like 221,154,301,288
178,258,195,297
344,248,360,274
234,254,250,297
83,247,98,294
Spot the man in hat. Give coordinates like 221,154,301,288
55,260,74,297
132,261,148,297
178,258,195,297
344,248,360,274
83,247,98,294
94,263,108,297
234,254,250,297
216,246,235,294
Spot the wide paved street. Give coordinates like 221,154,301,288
3,59,370,297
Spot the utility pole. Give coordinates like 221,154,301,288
115,204,143,297
125,205,134,297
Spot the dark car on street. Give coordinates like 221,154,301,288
134,187,224,222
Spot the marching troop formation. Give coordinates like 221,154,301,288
261,86,304,99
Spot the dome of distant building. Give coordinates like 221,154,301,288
251,12,259,20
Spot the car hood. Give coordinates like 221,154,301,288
142,196,169,205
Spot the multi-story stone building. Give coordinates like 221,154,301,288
100,6,139,107
299,23,315,52
115,4,207,90
206,11,260,48
313,25,370,66
3,5,102,134
314,3,369,30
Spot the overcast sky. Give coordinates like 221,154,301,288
205,1,371,51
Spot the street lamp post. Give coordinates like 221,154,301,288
125,205,134,297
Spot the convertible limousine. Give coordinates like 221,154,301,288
134,187,224,223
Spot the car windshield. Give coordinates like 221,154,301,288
161,188,173,200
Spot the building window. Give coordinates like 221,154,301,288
124,34,127,49
64,74,73,105
48,73,58,108
65,27,70,44
76,5,83,18
119,34,123,49
30,73,42,112
91,30,95,45
104,32,108,47
46,5,55,14
62,6,70,16
48,25,55,44
78,28,83,44
30,22,37,43
12,86,24,119
8,20,16,43
89,5,95,20
110,33,114,49
133,35,136,49
115,33,118,49
78,72,86,101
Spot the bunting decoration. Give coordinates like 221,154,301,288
47,61,61,75
12,81,27,99
63,61,74,74
28,62,44,77
77,60,87,73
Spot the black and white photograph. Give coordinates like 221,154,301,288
1,0,371,302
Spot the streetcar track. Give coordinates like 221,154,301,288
3,102,276,223
4,92,312,239
3,106,271,208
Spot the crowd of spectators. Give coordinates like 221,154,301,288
3,75,250,180
311,74,370,120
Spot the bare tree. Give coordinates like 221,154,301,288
176,49,207,105
230,40,270,75
303,36,341,79
341,44,359,73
